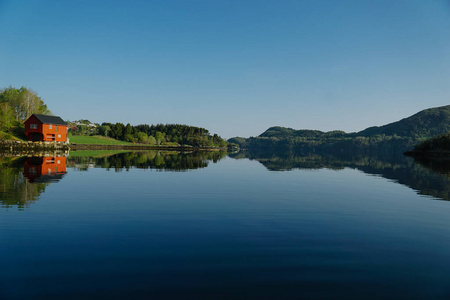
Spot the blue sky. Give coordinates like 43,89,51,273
1,0,449,138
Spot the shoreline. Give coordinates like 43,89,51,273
0,140,70,156
70,143,225,151
0,140,226,155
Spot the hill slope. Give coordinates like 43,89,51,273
355,105,450,138
228,105,450,153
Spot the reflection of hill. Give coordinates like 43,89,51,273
68,151,227,171
229,150,450,201
0,157,50,209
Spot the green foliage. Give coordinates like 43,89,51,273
101,122,227,148
259,126,324,139
413,132,450,153
0,102,14,131
227,137,248,148
355,105,450,139
0,86,51,134
147,135,157,145
97,125,111,137
71,121,227,148
228,105,450,153
155,131,165,145
136,132,148,143
124,134,136,143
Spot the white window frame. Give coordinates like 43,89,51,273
30,124,37,129
49,124,52,129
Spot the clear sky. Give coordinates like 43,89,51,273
1,0,449,138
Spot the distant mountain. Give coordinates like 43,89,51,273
228,105,450,153
355,105,450,139
259,127,347,139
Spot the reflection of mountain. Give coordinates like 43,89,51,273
0,157,51,209
229,150,450,201
23,156,67,183
68,151,227,171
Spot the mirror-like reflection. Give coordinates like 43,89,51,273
2,149,450,298
413,157,450,177
1,149,449,210
68,150,227,171
0,150,227,209
229,150,450,201
0,156,54,209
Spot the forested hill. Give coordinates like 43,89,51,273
258,127,346,139
355,105,450,139
228,105,450,152
256,105,450,140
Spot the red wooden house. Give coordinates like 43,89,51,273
24,114,68,142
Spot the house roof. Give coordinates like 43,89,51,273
31,114,68,126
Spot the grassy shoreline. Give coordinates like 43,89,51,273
0,134,227,153
68,135,135,145
69,143,223,151
68,135,225,151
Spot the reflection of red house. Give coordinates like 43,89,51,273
24,114,68,142
23,157,67,183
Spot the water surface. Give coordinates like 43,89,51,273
1,151,450,299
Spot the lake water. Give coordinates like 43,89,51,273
1,151,450,299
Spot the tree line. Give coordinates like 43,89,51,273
93,122,228,147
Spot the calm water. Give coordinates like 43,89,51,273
1,151,450,299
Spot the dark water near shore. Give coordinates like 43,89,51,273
1,151,450,299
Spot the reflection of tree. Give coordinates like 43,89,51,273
68,151,227,172
0,157,49,209
412,157,450,177
230,150,450,201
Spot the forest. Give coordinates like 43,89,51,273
94,122,228,148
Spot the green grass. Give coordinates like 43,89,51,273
0,130,26,141
69,135,134,145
